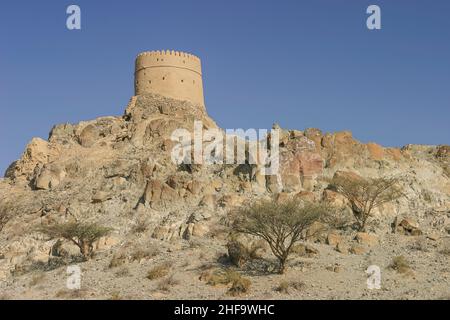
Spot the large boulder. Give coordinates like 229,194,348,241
78,124,100,147
6,138,60,180
144,179,179,208
393,217,422,236
34,164,66,190
327,232,343,247
322,189,347,206
355,232,379,247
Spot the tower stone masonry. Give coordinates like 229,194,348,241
134,50,205,107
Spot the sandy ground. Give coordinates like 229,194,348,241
1,232,449,300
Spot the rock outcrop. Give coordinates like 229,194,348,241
0,93,449,285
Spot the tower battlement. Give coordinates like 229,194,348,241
134,50,205,107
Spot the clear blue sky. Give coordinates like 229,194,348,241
1,0,449,174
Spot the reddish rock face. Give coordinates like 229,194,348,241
298,152,323,177
366,142,384,161
278,138,323,191
319,131,362,168
386,148,403,161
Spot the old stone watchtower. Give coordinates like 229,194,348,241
134,50,205,107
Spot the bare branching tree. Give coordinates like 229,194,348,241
331,176,403,231
232,199,332,274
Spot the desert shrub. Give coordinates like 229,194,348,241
389,255,411,274
331,176,403,231
275,280,306,294
37,222,111,259
201,267,251,296
227,237,267,267
200,268,238,285
109,251,126,268
130,222,148,234
21,255,84,275
147,262,170,280
232,199,331,273
157,274,180,292
228,276,251,297
226,239,250,267
130,246,159,262
109,243,159,269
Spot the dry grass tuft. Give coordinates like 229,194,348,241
228,277,251,296
200,268,251,296
109,245,159,268
157,274,180,292
275,280,306,294
389,255,412,274
147,262,171,280
130,246,159,262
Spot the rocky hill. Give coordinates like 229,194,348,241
0,94,449,299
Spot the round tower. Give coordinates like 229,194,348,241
134,50,205,107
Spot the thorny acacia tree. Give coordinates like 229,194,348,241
332,175,403,231
233,199,332,274
38,222,111,259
